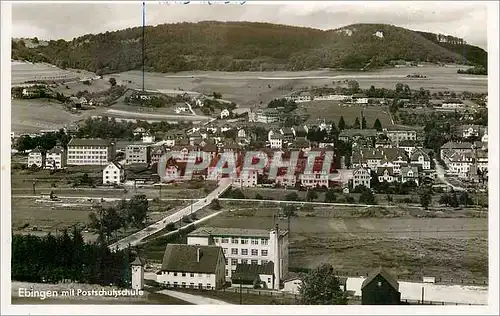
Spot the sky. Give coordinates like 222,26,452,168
12,1,488,50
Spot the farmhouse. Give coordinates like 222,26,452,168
156,244,226,290
44,146,66,170
361,267,401,305
67,138,114,166
102,162,124,185
27,147,44,168
187,225,289,289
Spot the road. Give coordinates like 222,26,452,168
433,159,465,191
157,289,232,305
108,178,232,251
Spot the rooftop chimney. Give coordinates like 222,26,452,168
197,248,202,262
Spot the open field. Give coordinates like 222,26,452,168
109,66,487,108
51,78,111,95
201,205,488,283
11,62,94,85
11,99,90,134
302,102,392,126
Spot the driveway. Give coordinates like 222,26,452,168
158,289,233,305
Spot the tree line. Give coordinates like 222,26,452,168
12,228,132,287
15,129,71,153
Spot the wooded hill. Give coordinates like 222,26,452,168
12,22,487,74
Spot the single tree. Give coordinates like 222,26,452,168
359,188,376,205
361,116,367,129
324,189,337,203
420,190,432,209
283,204,297,218
373,118,383,131
338,116,346,131
347,80,360,93
285,192,299,201
109,77,117,87
299,263,348,305
353,117,361,129
306,190,318,202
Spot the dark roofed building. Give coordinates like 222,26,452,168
156,244,226,290
361,267,401,305
232,262,275,289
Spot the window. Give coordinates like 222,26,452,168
206,283,211,289
226,269,229,276
251,260,258,265
251,249,258,256
241,259,248,264
182,273,186,277
173,272,178,276
223,248,227,254
261,250,268,256
241,239,248,244
190,283,195,288
232,238,239,244
221,238,229,243
182,282,186,288
261,260,268,265
241,249,248,255
251,239,259,245
231,248,238,255
190,273,194,277
225,258,228,265
268,278,271,283
231,259,238,266
261,239,268,245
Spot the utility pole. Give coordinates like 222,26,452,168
32,181,36,195
142,1,145,92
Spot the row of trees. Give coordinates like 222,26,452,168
15,129,71,153
12,228,132,286
88,195,149,242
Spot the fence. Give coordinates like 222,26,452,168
221,286,299,300
288,268,488,286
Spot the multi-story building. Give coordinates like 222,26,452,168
269,133,283,149
67,138,114,166
377,166,395,183
102,162,125,185
27,147,44,168
187,226,289,290
400,166,419,185
385,126,417,143
156,244,226,290
410,149,431,170
45,146,66,170
352,166,371,189
126,143,151,165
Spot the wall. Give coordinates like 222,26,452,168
156,271,217,290
187,236,211,246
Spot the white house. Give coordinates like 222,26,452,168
220,109,230,119
352,166,371,189
133,127,146,137
269,133,283,149
410,149,431,170
187,225,289,290
377,166,395,183
156,244,226,290
400,166,419,185
45,146,66,170
27,147,44,168
283,277,302,295
237,128,246,138
142,133,155,144
102,162,124,185
300,171,329,188
355,98,369,105
233,168,259,187
131,257,145,290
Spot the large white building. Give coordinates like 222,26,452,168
102,162,124,185
187,226,289,290
156,244,226,290
45,146,66,170
67,138,114,166
27,147,44,168
352,166,371,189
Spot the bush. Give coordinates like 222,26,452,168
209,199,221,210
166,223,176,231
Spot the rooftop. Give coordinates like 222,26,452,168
361,267,399,291
232,262,275,283
68,138,112,147
160,244,223,274
188,226,287,238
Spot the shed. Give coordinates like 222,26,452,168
361,267,401,305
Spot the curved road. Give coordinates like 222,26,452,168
108,178,232,251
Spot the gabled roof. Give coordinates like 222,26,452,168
441,141,473,150
377,166,394,176
232,262,275,282
131,257,146,266
106,161,123,170
361,267,399,291
410,149,430,161
160,244,223,274
47,146,64,154
401,166,418,175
